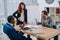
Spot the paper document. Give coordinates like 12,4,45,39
31,29,44,34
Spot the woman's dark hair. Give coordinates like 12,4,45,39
17,2,26,13
7,15,14,23
42,11,48,15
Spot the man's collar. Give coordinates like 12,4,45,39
7,22,13,26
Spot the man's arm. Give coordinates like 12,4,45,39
35,18,42,25
45,17,52,27
7,28,24,40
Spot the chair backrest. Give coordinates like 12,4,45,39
2,33,10,40
0,25,10,40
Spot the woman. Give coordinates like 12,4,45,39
13,2,27,25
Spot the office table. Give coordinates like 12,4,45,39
23,26,60,40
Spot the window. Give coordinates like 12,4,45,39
21,0,38,5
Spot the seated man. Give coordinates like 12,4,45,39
3,15,32,40
35,11,58,40
35,11,52,28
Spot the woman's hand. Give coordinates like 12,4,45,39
18,17,21,20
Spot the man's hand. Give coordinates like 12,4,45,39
35,18,38,23
14,25,21,31
43,20,48,24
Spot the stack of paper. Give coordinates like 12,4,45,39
31,29,44,34
24,25,32,28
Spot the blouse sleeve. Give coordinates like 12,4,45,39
13,11,18,19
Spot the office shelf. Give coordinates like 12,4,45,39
45,7,60,25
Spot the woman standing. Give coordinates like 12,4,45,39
13,2,27,25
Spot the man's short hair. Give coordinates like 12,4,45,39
42,11,48,15
7,15,14,23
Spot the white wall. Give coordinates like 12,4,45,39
0,0,6,23
27,6,39,24
0,0,4,13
